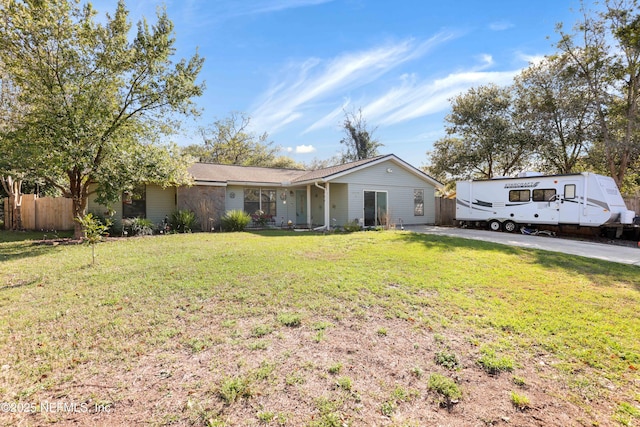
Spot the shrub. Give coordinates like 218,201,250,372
123,217,154,236
221,209,251,232
88,211,115,234
342,220,361,232
170,209,197,233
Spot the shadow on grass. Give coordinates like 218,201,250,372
531,250,640,290
0,230,73,243
397,232,640,292
398,230,524,255
0,276,41,291
0,242,64,263
0,231,73,262
246,229,330,237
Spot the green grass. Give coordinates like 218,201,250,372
477,346,514,375
0,229,639,424
435,350,460,370
219,376,252,403
428,373,462,410
510,391,531,410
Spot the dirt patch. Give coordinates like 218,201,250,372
2,310,612,426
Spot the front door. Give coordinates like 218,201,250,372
295,190,307,226
364,191,387,226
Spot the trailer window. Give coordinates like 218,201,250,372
532,188,556,202
509,190,530,202
564,184,576,199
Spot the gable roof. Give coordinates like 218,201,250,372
292,155,386,183
188,154,442,188
188,163,307,185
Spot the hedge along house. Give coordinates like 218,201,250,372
88,154,442,231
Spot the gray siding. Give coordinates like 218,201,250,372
328,183,349,226
226,186,244,212
87,185,123,230
332,159,437,226
280,188,297,225
310,185,325,226
146,185,176,225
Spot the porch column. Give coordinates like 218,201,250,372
324,182,330,230
306,185,311,227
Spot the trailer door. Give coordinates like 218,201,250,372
558,180,581,224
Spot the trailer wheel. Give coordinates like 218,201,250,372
488,220,502,232
503,220,517,233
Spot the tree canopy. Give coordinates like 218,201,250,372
556,0,640,188
0,0,204,237
427,0,640,192
426,84,535,182
183,112,303,169
514,54,596,174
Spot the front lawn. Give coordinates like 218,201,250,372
0,230,638,426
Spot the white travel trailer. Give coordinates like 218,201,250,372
455,172,636,232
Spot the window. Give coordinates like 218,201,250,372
244,189,260,215
244,188,276,216
261,189,276,216
122,185,146,218
414,189,424,216
532,188,557,202
564,184,576,199
509,190,530,202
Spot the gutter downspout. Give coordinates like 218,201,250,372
314,181,330,230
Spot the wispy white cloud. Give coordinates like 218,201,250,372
234,0,335,15
362,68,519,126
489,21,514,31
251,32,458,134
476,54,494,69
303,98,351,133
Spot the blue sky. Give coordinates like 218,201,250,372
93,0,588,168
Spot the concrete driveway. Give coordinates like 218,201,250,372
403,225,640,267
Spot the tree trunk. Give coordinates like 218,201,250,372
69,172,90,240
1,176,23,230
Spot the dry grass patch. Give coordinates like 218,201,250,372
0,230,638,426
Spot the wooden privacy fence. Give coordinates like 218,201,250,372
625,195,640,215
3,194,75,231
435,197,456,226
434,195,640,227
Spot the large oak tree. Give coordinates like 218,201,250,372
0,0,204,238
556,0,640,188
426,84,535,182
514,54,597,174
